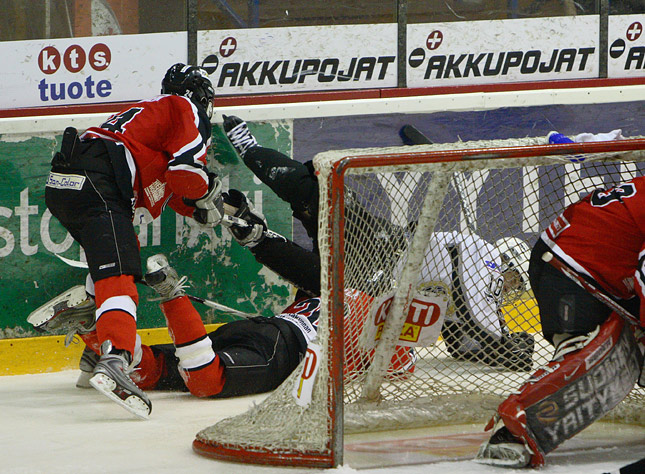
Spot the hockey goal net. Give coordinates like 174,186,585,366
194,136,645,467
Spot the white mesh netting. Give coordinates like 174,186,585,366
195,136,645,467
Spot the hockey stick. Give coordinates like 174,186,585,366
399,124,478,234
184,294,254,319
542,252,640,326
52,254,254,318
399,124,433,145
603,457,645,474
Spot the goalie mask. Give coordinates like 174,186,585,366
496,237,531,300
161,63,215,119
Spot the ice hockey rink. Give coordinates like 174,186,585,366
3,369,643,474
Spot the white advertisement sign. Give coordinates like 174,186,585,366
608,15,645,78
362,291,448,349
0,32,186,109
407,16,599,87
292,343,321,407
198,24,398,94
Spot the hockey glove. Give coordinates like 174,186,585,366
222,189,267,247
223,115,258,157
185,173,224,226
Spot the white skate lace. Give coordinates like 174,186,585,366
148,275,189,301
227,122,257,155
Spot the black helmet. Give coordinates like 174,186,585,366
161,63,215,118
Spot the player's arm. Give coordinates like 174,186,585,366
223,189,320,297
163,96,212,201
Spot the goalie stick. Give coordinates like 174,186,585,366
542,252,640,327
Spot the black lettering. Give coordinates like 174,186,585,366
238,61,260,86
555,48,576,72
337,58,356,81
444,54,466,78
539,49,558,73
484,52,505,76
502,51,523,75
463,53,485,77
354,57,376,80
298,59,320,83
376,56,395,79
279,60,301,84
319,58,339,82
521,50,540,74
425,56,446,79
217,63,239,87
258,61,281,85
626,46,645,70
577,47,595,70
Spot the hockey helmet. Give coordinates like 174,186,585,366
496,237,531,297
161,63,215,118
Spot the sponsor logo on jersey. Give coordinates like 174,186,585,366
46,172,86,191
144,179,166,206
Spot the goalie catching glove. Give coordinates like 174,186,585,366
184,173,224,226
222,189,267,247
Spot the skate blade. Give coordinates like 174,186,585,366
474,442,531,468
89,373,151,420
27,285,88,329
76,371,93,389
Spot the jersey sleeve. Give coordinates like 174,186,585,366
162,96,211,200
635,247,645,326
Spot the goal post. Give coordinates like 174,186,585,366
193,136,645,468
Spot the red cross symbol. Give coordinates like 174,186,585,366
219,37,237,57
426,30,443,50
626,22,642,41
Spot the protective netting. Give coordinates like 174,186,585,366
195,136,645,467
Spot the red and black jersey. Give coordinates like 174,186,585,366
541,176,645,324
81,94,211,219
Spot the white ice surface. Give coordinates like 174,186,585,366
1,370,642,474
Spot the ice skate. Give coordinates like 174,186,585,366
144,254,188,302
90,340,151,420
475,425,532,468
27,285,96,346
223,115,258,157
76,346,100,389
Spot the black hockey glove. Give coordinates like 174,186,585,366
184,173,224,226
222,189,267,247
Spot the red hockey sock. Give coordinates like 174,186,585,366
130,345,165,390
80,331,100,354
160,296,207,345
94,275,139,355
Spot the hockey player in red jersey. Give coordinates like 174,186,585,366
44,63,223,418
476,176,645,467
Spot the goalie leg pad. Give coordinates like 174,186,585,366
492,313,642,466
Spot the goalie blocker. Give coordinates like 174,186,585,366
476,313,644,467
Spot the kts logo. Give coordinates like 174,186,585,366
609,21,645,70
37,44,112,102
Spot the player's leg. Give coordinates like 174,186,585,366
82,204,151,418
475,312,643,467
208,317,304,398
144,254,226,397
57,171,151,417
476,238,642,467
222,115,319,240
